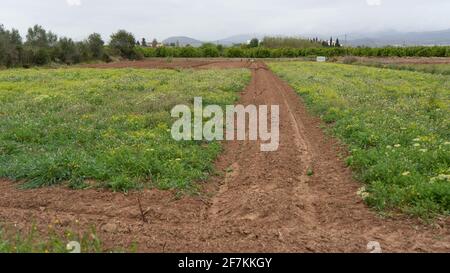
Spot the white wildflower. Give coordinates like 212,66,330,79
430,174,450,183
357,186,370,199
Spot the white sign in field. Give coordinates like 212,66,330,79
316,56,327,62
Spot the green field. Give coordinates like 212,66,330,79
0,68,251,191
350,62,450,76
270,62,450,217
0,226,106,253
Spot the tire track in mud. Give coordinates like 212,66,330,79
0,60,449,252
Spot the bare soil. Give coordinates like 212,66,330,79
1,59,449,253
83,58,254,70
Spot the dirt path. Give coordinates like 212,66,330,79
0,60,449,252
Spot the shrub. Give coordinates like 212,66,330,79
32,48,51,65
179,46,200,57
155,46,178,57
342,56,358,64
248,38,259,48
136,47,157,57
87,33,105,59
109,30,142,60
55,37,80,64
252,48,271,58
225,47,245,58
201,46,220,57
0,25,23,67
262,36,323,48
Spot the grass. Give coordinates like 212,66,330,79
0,68,251,192
349,62,450,76
270,61,450,218
0,225,108,253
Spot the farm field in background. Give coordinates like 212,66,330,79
337,57,450,75
0,58,449,253
356,63,450,76
270,61,450,217
0,67,251,191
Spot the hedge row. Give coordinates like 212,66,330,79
138,45,450,58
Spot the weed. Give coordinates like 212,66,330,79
270,62,450,218
0,68,251,191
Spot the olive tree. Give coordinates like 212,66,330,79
87,33,105,59
109,30,141,59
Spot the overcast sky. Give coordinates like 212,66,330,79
1,0,449,41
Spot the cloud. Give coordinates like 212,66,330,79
366,0,382,6
2,0,449,41
66,0,81,7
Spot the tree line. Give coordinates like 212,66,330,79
0,24,145,68
138,44,450,58
2,24,450,69
261,36,341,48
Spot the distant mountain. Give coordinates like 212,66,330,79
162,34,264,47
162,36,203,47
215,34,264,46
345,29,450,47
162,29,450,48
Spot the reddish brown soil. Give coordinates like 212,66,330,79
1,59,449,253
83,58,253,69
